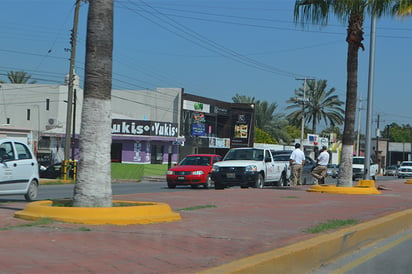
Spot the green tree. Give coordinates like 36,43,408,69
232,94,256,104
286,79,344,135
1,71,36,84
255,128,277,144
383,123,412,142
393,0,412,16
294,0,394,187
73,0,113,207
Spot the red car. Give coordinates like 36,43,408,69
166,154,222,189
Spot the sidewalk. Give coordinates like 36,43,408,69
1,178,412,273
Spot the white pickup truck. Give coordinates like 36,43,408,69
210,147,290,189
352,156,378,180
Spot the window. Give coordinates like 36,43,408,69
15,143,32,160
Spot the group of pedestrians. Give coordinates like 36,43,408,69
289,143,330,187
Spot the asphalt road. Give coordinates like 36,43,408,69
0,175,397,202
312,227,412,274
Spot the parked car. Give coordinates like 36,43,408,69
384,165,398,176
166,154,222,189
327,164,339,178
0,139,40,201
39,162,75,179
302,155,316,185
398,161,412,178
271,152,316,185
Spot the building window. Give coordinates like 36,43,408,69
6,118,10,124
46,99,50,111
27,109,31,120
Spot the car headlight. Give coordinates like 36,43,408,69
245,165,258,172
192,170,204,175
166,170,174,175
212,165,220,172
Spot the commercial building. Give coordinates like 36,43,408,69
0,80,255,165
0,81,184,166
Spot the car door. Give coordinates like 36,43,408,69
10,141,37,191
0,141,16,192
264,150,278,181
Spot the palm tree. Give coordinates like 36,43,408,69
286,79,344,135
0,71,36,84
294,1,394,187
393,0,412,15
232,94,256,104
73,0,113,207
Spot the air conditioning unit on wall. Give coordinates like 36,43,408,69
48,118,57,125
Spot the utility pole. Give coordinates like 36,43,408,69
376,113,380,174
364,14,376,180
356,96,364,156
64,0,81,162
295,77,315,147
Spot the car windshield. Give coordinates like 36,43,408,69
353,158,365,165
224,149,263,161
179,156,210,166
401,162,412,167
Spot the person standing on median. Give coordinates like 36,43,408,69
289,143,305,186
312,145,330,185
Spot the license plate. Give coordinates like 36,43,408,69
226,173,236,179
177,176,185,180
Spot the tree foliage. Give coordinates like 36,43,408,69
255,127,277,144
286,79,344,135
1,71,36,84
294,0,395,187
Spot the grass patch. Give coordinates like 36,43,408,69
305,219,359,233
176,205,217,211
281,196,299,199
112,163,144,180
0,218,54,230
42,163,168,184
143,164,168,176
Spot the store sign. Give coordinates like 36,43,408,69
112,119,178,137
231,113,251,147
183,100,210,113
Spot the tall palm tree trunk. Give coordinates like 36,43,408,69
337,14,363,187
73,0,114,207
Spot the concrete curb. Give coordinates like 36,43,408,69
14,200,181,225
198,208,412,274
307,185,381,195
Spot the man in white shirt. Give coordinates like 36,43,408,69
289,143,306,186
312,146,330,184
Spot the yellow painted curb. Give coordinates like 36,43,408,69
14,200,181,225
405,179,412,184
198,208,412,274
40,179,73,184
306,185,381,195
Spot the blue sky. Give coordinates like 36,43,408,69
1,0,411,134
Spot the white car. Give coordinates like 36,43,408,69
398,161,412,178
0,139,40,201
